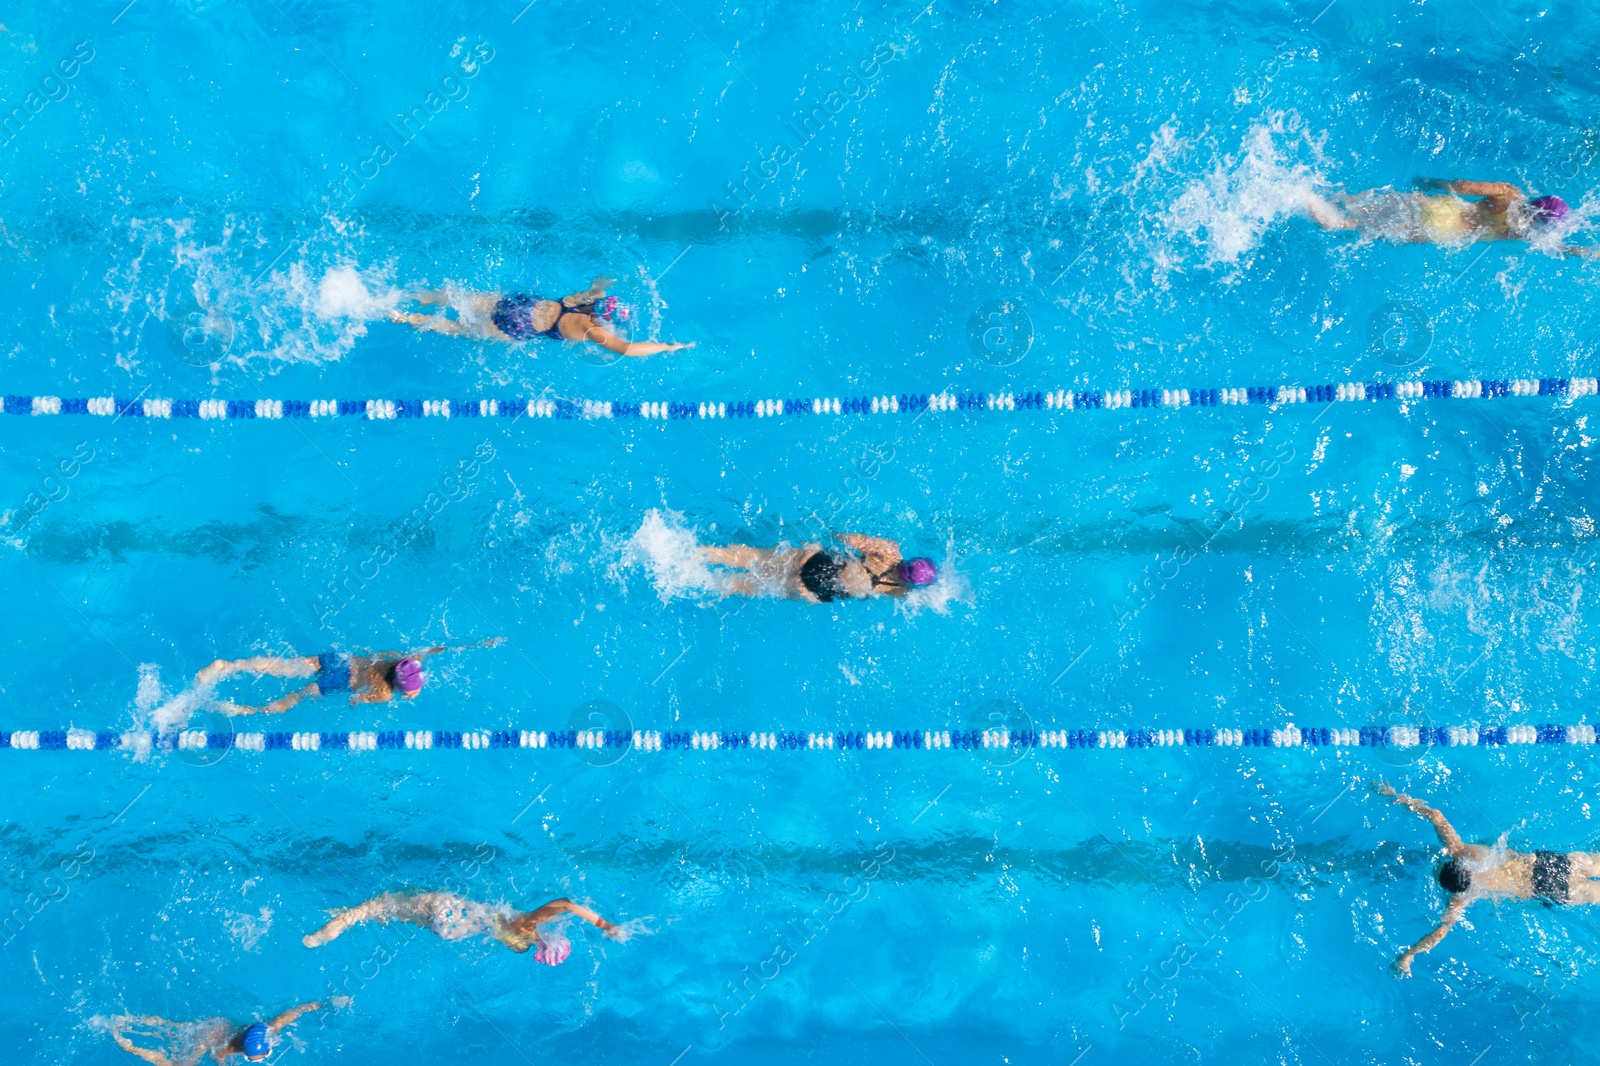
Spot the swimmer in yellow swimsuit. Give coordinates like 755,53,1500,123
302,892,629,965
1307,180,1594,255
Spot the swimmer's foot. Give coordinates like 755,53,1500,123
1305,194,1351,231
194,660,234,687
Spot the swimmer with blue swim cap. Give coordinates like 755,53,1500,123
1306,179,1594,256
391,275,694,357
303,892,629,961
106,1000,332,1064
701,532,940,603
194,638,502,716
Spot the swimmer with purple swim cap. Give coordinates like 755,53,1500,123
303,893,629,960
106,1001,332,1064
391,275,694,356
194,638,502,716
702,532,940,603
1306,179,1594,256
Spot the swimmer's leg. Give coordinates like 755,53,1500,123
195,656,316,687
303,892,443,946
1306,194,1355,231
701,545,773,568
219,683,318,717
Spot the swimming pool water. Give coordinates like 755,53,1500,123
3,0,1600,1063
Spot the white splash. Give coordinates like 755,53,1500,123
621,509,720,602
1167,115,1327,266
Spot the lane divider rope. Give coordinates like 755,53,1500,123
3,723,1592,751
1,378,1592,425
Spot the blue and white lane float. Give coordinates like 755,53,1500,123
2,723,1593,752
0,377,1593,426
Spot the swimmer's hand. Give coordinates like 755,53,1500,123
330,996,353,1010
601,921,631,943
666,342,695,353
1371,780,1397,798
1393,955,1413,979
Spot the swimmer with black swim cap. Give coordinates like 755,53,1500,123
1375,782,1600,976
701,532,939,603
106,1001,332,1064
391,275,694,356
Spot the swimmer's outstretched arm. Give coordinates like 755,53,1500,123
579,320,694,358
1394,893,1469,978
219,683,319,717
523,897,624,938
266,1001,325,1033
1373,782,1467,854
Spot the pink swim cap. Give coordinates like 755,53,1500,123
394,657,423,694
534,937,571,966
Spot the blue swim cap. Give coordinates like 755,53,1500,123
242,1022,270,1059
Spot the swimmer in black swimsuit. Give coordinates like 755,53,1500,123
700,533,939,603
193,646,449,715
1375,783,1600,976
390,275,694,356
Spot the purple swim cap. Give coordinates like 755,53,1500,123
1530,195,1569,222
594,295,632,322
394,657,423,694
897,557,939,588
534,936,571,966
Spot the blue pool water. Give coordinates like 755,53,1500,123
4,0,1600,1062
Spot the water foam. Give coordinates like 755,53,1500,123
1167,115,1326,267
621,509,720,603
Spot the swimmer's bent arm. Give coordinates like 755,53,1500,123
1373,782,1466,854
525,897,620,937
1394,893,1469,977
266,1001,324,1033
839,533,902,559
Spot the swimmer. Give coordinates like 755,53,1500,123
390,275,694,356
1306,180,1594,255
193,646,448,715
1375,782,1600,976
106,1001,328,1064
700,533,939,603
302,893,627,962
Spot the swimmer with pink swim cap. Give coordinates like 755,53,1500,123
303,893,628,962
1306,178,1595,257
195,638,503,716
391,275,694,357
702,531,941,603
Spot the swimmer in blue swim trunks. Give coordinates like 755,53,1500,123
391,275,694,356
1375,783,1600,976
302,892,628,964
194,647,447,715
106,1000,332,1064
701,533,940,603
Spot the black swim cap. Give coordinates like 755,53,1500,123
1438,859,1471,894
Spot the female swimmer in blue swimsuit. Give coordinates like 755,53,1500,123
390,275,694,356
193,646,448,715
1375,783,1600,976
302,892,628,965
